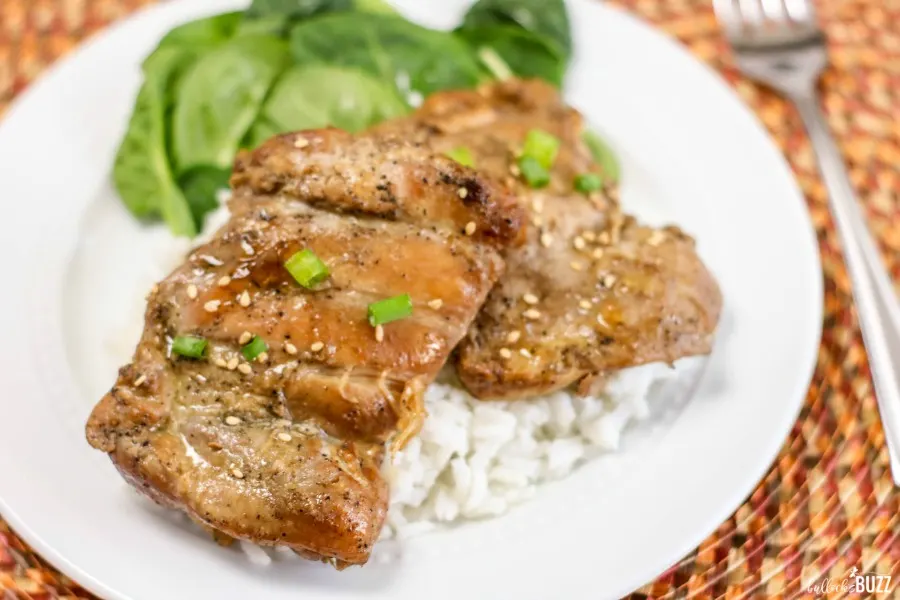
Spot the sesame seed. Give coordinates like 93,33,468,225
592,248,605,259
276,419,292,428
284,342,298,355
150,284,159,294
648,230,666,246
241,240,255,256
257,352,269,363
499,348,512,359
597,313,610,328
579,300,592,310
519,348,533,358
200,255,223,266
232,468,244,479
464,221,477,236
583,231,597,242
374,325,384,343
239,331,253,345
458,187,468,199
204,300,221,313
186,284,198,299
509,163,521,176
225,416,241,426
215,358,227,368
532,216,543,227
598,231,610,245
531,198,544,214
428,299,443,310
573,236,586,250
294,137,310,149
239,291,251,307
540,233,553,248
603,274,617,288
277,432,292,442
238,363,252,375
227,357,239,371
523,293,539,305
506,330,521,344
523,308,541,320
570,261,584,271
218,276,231,287
310,341,325,352
133,374,147,387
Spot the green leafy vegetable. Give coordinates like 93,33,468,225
459,25,565,86
460,0,571,61
247,0,352,18
246,65,409,149
289,13,486,99
178,165,230,230
172,335,208,359
235,14,292,38
147,12,242,67
353,0,397,13
113,46,197,236
583,130,621,184
172,35,289,173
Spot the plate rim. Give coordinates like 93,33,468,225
0,0,823,598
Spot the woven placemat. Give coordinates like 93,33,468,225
1,0,899,598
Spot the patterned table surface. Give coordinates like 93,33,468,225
1,0,899,598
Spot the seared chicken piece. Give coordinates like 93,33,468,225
86,128,523,566
375,80,722,400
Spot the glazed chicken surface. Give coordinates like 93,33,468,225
374,79,722,400
85,128,523,566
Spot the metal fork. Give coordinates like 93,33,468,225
713,0,900,483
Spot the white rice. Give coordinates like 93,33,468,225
114,206,701,562
379,360,696,541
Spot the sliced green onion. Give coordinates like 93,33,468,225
172,335,207,359
446,146,475,168
574,173,603,194
582,130,621,184
368,294,413,326
518,156,551,189
285,249,329,288
241,336,268,361
522,129,560,169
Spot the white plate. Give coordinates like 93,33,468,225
0,0,822,598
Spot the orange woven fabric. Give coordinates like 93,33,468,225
1,0,899,598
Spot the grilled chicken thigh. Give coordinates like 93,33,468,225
86,128,523,566
375,79,722,400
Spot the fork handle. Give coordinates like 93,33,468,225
794,94,900,477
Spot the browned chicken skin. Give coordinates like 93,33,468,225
374,79,723,400
85,128,523,566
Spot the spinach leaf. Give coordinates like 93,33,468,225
461,0,571,61
247,0,352,19
353,0,397,13
178,165,231,230
289,13,485,99
235,14,291,38
246,65,409,148
458,25,565,87
147,12,243,66
172,35,289,173
583,130,620,184
113,46,197,236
